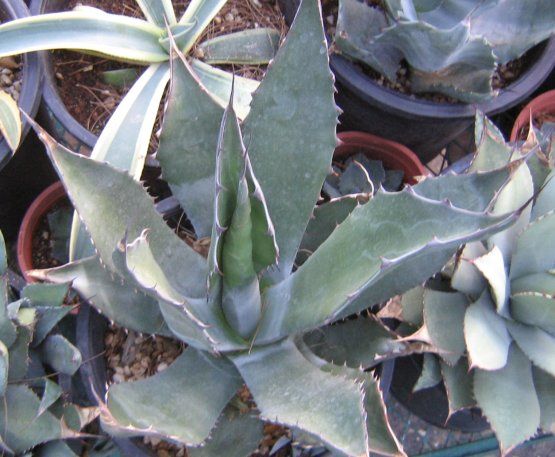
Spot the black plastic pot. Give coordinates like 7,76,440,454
0,0,42,170
278,0,555,163
29,0,97,155
76,300,395,457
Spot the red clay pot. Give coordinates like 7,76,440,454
511,90,555,142
17,181,67,283
335,131,429,185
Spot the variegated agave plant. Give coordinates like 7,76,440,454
26,0,522,455
0,231,96,455
335,0,555,102
399,114,555,455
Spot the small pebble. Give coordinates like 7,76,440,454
225,12,234,22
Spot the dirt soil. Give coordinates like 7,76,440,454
52,0,287,137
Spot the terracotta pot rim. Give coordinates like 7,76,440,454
510,90,555,142
17,181,67,283
336,131,429,185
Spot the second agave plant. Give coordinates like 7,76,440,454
28,0,524,455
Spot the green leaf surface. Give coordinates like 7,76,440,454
440,358,475,415
199,28,280,64
507,321,555,376
401,286,425,327
451,241,487,296
534,367,555,433
37,379,63,418
101,68,140,87
531,170,555,221
177,0,227,52
31,123,209,299
0,385,65,454
31,305,73,347
257,190,518,343
104,348,241,445
41,334,82,376
510,212,555,280
296,196,358,267
188,407,264,457
22,283,68,308
243,0,337,282
0,11,167,64
304,316,406,370
464,292,511,370
0,90,21,152
70,63,170,261
36,441,79,457
191,60,258,120
474,345,540,455
135,0,177,26
511,292,555,335
470,112,512,173
30,256,171,337
232,339,382,457
424,290,467,365
511,271,555,296
413,353,442,392
156,52,223,237
8,325,32,382
487,163,534,264
414,164,512,212
473,246,509,317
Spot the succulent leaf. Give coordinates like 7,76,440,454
199,28,281,65
474,345,540,456
31,306,73,347
0,90,21,152
531,170,555,221
400,286,425,327
510,211,555,280
0,385,67,454
304,316,407,370
473,246,509,317
243,0,338,283
231,338,397,457
0,11,167,64
440,358,475,415
423,290,467,365
511,292,555,335
256,190,516,343
8,325,32,382
176,0,227,52
29,256,171,337
37,379,63,418
187,407,264,457
135,0,177,26
470,112,513,173
296,196,359,267
533,367,555,433
70,63,170,261
22,283,68,308
413,353,441,392
0,341,7,397
464,292,512,370
157,50,224,237
103,348,241,445
507,321,555,376
30,121,209,298
451,241,487,296
41,334,82,376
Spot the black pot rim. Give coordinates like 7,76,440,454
331,37,555,120
0,0,43,170
29,0,98,151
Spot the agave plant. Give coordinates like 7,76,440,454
0,230,97,455
0,89,20,152
398,114,555,455
25,0,524,454
335,0,555,102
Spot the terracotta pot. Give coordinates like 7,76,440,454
17,181,66,282
510,89,555,142
335,131,429,185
